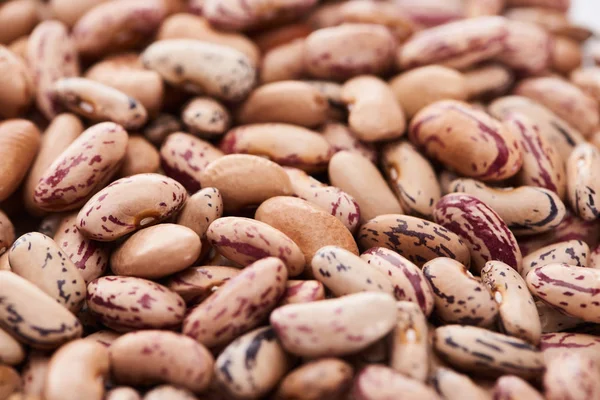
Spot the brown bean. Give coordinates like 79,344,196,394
320,123,377,163
0,0,38,45
0,365,20,400
0,45,33,118
260,39,306,83
118,135,160,178
551,36,582,75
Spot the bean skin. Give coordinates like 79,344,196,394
540,332,600,364
320,122,378,163
567,143,600,221
181,97,231,138
522,240,589,278
390,302,429,382
0,210,15,256
143,386,197,400
279,280,326,306
0,44,33,119
352,364,441,400
493,375,544,400
164,266,240,305
21,350,50,396
176,187,222,239
496,20,551,75
0,328,25,366
537,300,585,333
430,367,491,400
544,352,600,400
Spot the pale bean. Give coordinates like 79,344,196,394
544,352,600,400
591,244,600,269
260,40,306,83
352,365,441,400
176,187,222,239
505,0,569,12
540,332,600,363
465,0,504,17
496,20,551,75
21,351,50,396
279,280,325,306
48,0,108,27
493,376,544,400
320,123,377,163
522,239,589,278
118,135,160,178
392,0,465,28
430,367,491,400
0,45,33,118
106,387,141,400
0,210,15,255
504,6,589,40
0,328,25,366
181,97,231,138
0,0,38,44
390,302,429,382
463,64,513,100
537,300,585,333
567,143,600,221
164,266,240,305
143,386,197,400
0,252,9,271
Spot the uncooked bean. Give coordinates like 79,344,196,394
433,325,544,378
176,187,222,239
164,266,240,305
0,0,38,44
540,332,600,363
591,244,600,269
449,178,566,236
85,330,121,347
496,20,551,75
0,328,25,366
279,280,325,306
430,367,490,400
433,193,522,273
551,36,583,75
200,155,293,213
0,211,14,256
352,364,441,400
252,22,312,52
215,326,293,399
106,387,141,400
320,123,377,163
390,302,429,382
505,0,570,12
77,173,187,241
361,247,434,316
182,257,287,348
143,114,183,146
110,330,214,393
0,45,33,118
493,375,544,400
181,97,231,138
48,0,108,27
504,6,589,40
0,271,82,349
44,339,109,400
567,143,600,221
423,257,498,326
143,386,197,400
358,214,471,268
33,122,128,212
537,300,585,333
118,135,160,178
86,276,186,331
220,123,333,172
142,39,256,102
0,365,20,400
260,40,306,83
21,351,50,396
463,64,513,100
544,352,600,400
270,292,397,357
522,239,589,278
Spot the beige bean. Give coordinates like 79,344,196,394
361,247,434,316
449,179,566,236
252,22,312,52
505,0,570,12
0,119,40,203
77,173,187,241
481,261,541,344
27,20,79,120
304,24,395,80
567,143,600,221
409,100,523,181
504,6,590,41
358,214,471,268
220,123,333,172
514,76,599,137
423,258,498,326
433,193,523,273
382,141,441,218
85,330,121,347
0,45,33,118
0,366,20,400
215,326,293,399
0,328,25,366
540,332,600,363
0,0,38,45
464,64,513,100
48,0,107,27
110,330,214,393
73,0,166,58
279,280,325,306
591,244,600,269
176,187,222,239
329,151,403,222
523,240,590,280
255,196,359,263
433,325,544,378
143,386,197,400
390,302,429,382
111,224,201,279
157,13,259,65
159,132,224,193
320,123,377,163
496,20,551,75
260,39,306,83
181,97,230,138
8,35,29,62
0,271,82,348
465,0,504,17
493,375,544,400
106,387,141,400
0,252,9,271
87,276,185,331
352,364,441,400
118,135,160,178
274,358,353,400
551,36,582,75
430,367,491,400
21,351,49,396
44,339,109,400
389,66,468,119
143,113,183,146
22,114,83,216
9,232,86,312
571,67,600,106
270,292,397,357
537,300,585,333
0,211,15,256
142,39,256,102
207,217,304,276
183,257,287,348
544,352,600,400
200,155,293,213
165,266,240,305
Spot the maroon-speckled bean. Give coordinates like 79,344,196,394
540,332,600,364
567,143,600,221
495,20,551,75
85,330,121,348
165,266,240,305
181,97,231,138
493,375,544,400
390,302,429,382
537,299,585,333
544,352,600,400
463,63,513,100
182,257,287,348
279,280,325,306
176,187,223,239
320,122,378,163
590,244,600,269
522,240,590,278
352,365,441,400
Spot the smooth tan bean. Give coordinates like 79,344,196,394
544,352,600,400
567,143,600,221
181,97,230,138
142,39,256,102
0,45,33,118
352,364,441,400
220,123,333,172
183,257,287,348
106,387,141,400
481,261,541,344
570,67,600,107
551,36,582,75
433,325,544,378
27,20,79,120
423,258,497,326
201,155,293,212
0,0,38,44
0,271,82,349
44,339,109,400
256,196,359,263
21,351,50,396
207,217,304,276
270,292,397,357
284,167,361,233
77,174,187,241
320,123,377,163
0,119,40,203
176,187,222,239
8,35,29,61
304,24,395,80
433,193,522,273
0,328,25,366
260,39,306,83
409,100,522,181
464,64,513,100
0,365,20,400
73,0,166,58
496,20,551,75
493,375,544,400
274,358,353,400
252,22,312,52
335,1,415,42
279,280,325,306
390,302,429,382
358,214,471,268
165,266,240,305
143,386,197,400
110,330,214,393
87,276,185,331
118,135,160,178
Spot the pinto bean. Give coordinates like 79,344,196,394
463,64,513,100
496,20,551,75
522,240,590,278
164,266,240,305
260,39,306,83
567,143,600,221
493,376,544,400
352,364,441,400
390,302,429,382
21,351,50,396
320,123,377,163
118,135,160,178
175,187,222,239
544,352,600,400
279,280,325,306
181,97,231,138
0,45,33,119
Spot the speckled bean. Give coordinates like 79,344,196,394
481,261,541,344
141,39,256,102
43,339,109,400
523,240,590,280
220,123,333,172
590,244,600,269
544,352,600,400
540,332,600,363
0,271,82,349
176,187,222,239
0,45,33,118
320,123,377,164
409,100,522,181
352,365,441,400
85,330,121,347
496,20,551,75
390,302,429,382
279,280,325,306
110,330,214,393
164,266,240,305
430,367,490,400
77,173,187,241
215,326,293,399
0,328,25,366
9,232,86,312
86,276,186,331
537,300,585,333
423,258,497,326
270,292,397,357
183,257,287,348
463,63,513,100
181,97,230,138
433,193,522,273
200,155,293,213
567,143,600,221
493,375,544,400
358,214,471,268
433,325,544,378
33,122,128,212
21,351,50,396
143,113,183,146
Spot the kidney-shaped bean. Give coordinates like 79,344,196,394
353,364,441,400
390,302,429,382
164,266,240,305
567,143,600,221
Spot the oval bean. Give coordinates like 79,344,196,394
540,332,600,363
279,280,325,306
143,386,196,400
522,240,589,278
430,367,490,400
0,45,33,119
106,387,141,400
0,365,20,400
176,187,222,239
143,113,183,146
320,122,377,164
463,63,513,100
390,302,429,382
164,266,240,305
260,39,306,83
181,97,231,138
544,352,600,400
0,0,38,45
118,135,160,178
496,20,551,75
567,143,600,221
493,375,544,400
352,364,441,400
21,351,50,396
551,36,582,75
0,328,25,366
